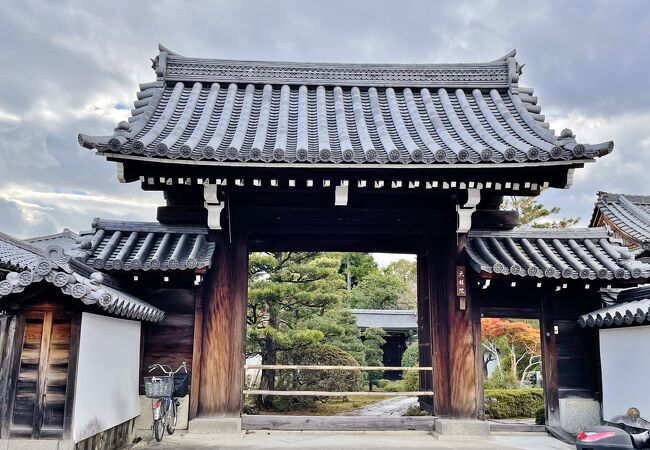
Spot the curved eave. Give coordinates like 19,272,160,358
78,220,215,272
78,47,613,169
100,151,594,170
466,227,650,282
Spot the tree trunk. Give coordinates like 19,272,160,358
257,309,279,409
509,346,517,380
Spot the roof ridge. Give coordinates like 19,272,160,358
157,43,516,70
0,231,45,257
468,226,611,239
25,228,78,244
155,45,514,89
91,218,208,234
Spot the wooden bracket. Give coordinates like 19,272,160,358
335,183,349,206
203,183,225,230
456,188,481,233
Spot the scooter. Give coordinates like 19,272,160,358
576,409,650,450
575,426,650,449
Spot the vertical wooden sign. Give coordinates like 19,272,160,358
456,266,467,310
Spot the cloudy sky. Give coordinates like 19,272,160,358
0,0,649,244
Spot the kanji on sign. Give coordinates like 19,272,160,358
456,266,467,297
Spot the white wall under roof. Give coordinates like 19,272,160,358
600,326,650,422
72,313,141,443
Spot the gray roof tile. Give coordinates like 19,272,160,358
467,227,650,280
78,218,215,271
79,46,613,166
592,192,650,248
0,232,164,322
579,286,650,328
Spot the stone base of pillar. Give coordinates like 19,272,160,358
432,418,490,440
188,417,242,434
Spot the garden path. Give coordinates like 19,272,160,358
339,396,419,416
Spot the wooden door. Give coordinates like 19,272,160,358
7,309,76,439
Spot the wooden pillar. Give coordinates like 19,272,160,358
541,293,560,426
427,233,480,418
416,252,433,409
198,231,248,417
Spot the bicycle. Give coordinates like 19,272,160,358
143,362,190,442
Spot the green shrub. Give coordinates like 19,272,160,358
402,341,419,367
484,388,544,419
403,405,427,416
403,370,420,392
535,406,546,425
274,344,362,409
483,369,518,390
375,379,389,389
383,380,406,392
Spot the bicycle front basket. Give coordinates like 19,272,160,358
144,376,174,398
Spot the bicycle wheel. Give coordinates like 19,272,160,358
153,418,164,442
166,399,178,435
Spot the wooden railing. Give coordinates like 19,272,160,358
243,364,434,397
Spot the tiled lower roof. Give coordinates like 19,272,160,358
579,286,650,328
591,192,650,249
78,219,215,271
351,309,417,331
466,228,650,281
0,233,164,322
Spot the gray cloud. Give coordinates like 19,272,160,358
0,0,648,238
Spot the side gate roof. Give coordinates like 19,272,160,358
466,227,650,281
0,231,164,322
591,192,650,250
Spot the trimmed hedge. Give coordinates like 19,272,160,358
484,388,544,419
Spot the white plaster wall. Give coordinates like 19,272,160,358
72,313,141,443
600,326,650,422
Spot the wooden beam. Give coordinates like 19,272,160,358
63,314,81,441
0,315,20,438
244,365,432,371
33,310,53,439
428,239,450,416
446,234,479,418
427,233,480,418
541,293,560,426
416,252,433,412
1,314,25,439
241,415,435,431
198,231,247,417
189,285,204,420
243,390,433,397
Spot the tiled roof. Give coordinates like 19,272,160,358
78,46,613,166
0,233,164,322
466,227,650,281
591,192,650,249
351,309,417,331
579,286,650,328
26,229,86,259
77,218,215,271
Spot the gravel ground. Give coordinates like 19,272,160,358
133,430,574,450
338,396,419,416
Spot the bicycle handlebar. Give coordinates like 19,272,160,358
148,362,187,375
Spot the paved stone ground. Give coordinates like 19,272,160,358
133,430,574,450
338,396,419,416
